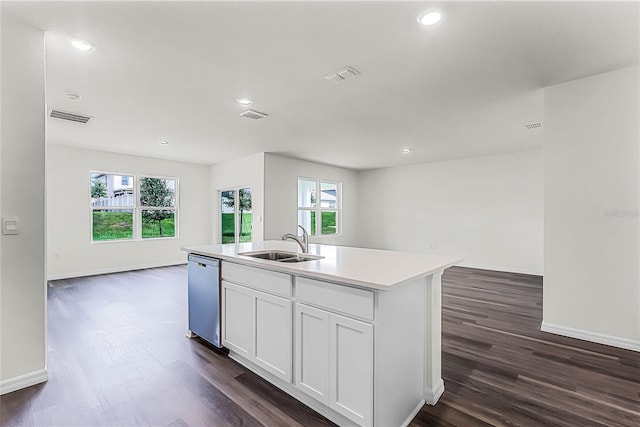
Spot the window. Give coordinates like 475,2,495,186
90,172,178,242
297,179,340,236
220,188,252,244
91,173,134,241
140,177,176,239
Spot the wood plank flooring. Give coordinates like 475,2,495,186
412,267,640,427
1,265,638,426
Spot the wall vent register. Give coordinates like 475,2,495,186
50,109,93,123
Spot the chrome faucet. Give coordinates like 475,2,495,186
281,225,309,253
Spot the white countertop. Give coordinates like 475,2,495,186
182,241,462,290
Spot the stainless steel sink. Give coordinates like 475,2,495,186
238,250,324,263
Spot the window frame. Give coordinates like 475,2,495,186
89,171,179,243
137,175,179,240
219,187,253,244
297,177,341,237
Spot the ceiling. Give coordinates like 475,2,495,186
5,1,639,170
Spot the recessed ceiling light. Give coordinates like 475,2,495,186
401,148,412,154
417,11,442,26
71,39,95,51
237,98,253,106
159,140,169,145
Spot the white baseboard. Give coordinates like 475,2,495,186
541,322,640,352
0,369,48,395
401,399,426,427
424,379,445,405
47,261,187,281
459,262,542,276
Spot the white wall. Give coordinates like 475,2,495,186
263,153,360,246
210,152,265,243
357,150,544,275
543,66,639,351
0,11,47,391
47,145,211,279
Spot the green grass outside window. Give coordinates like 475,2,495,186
92,211,176,240
221,212,252,244
92,211,134,241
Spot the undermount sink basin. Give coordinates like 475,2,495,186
238,250,324,263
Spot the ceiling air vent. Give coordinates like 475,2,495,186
325,66,360,84
525,122,542,129
240,109,268,120
50,109,93,124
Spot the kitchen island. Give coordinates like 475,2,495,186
183,241,461,427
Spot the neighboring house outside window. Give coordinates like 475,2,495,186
297,178,340,236
90,172,178,242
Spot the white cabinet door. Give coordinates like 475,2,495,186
222,280,252,358
294,305,373,427
295,303,330,405
329,313,373,427
253,290,292,382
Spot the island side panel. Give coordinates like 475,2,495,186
424,271,444,404
374,277,426,427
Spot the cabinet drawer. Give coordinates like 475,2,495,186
223,262,292,297
296,277,374,321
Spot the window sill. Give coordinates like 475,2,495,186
90,236,178,244
308,233,342,240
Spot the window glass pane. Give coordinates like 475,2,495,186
321,211,337,235
221,190,236,244
142,210,175,238
91,173,134,207
139,177,175,207
239,188,252,243
92,209,133,241
298,210,316,235
320,182,337,208
298,179,317,208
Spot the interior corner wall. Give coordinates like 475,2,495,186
210,152,265,244
46,145,211,280
263,153,360,246
0,11,47,390
356,150,544,275
543,66,640,351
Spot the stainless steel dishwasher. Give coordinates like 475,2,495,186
187,254,222,348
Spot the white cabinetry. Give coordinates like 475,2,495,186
221,261,434,427
329,312,373,427
222,263,293,383
296,303,373,426
222,281,252,358
253,290,292,382
295,303,330,404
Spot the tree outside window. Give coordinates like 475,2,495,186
220,188,252,244
89,172,178,242
140,177,176,238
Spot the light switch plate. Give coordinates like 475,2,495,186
3,216,19,235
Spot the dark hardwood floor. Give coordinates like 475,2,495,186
1,265,638,426
412,267,640,427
